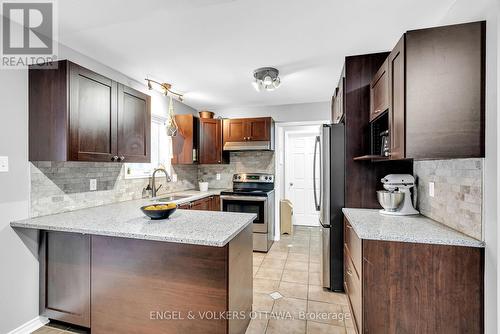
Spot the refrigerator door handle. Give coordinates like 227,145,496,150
313,135,321,211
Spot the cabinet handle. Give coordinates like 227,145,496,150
112,156,119,161
119,156,125,161
375,109,381,114
346,269,353,276
346,224,352,229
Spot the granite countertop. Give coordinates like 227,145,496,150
11,189,255,247
342,208,484,248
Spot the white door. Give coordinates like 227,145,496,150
285,132,320,226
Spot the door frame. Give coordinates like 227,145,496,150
274,121,328,239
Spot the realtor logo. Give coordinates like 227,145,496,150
1,0,58,68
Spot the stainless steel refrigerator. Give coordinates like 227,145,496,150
313,123,345,291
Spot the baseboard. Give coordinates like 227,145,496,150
7,316,49,334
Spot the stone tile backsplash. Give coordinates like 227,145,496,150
414,158,483,240
198,151,275,189
30,162,197,217
30,151,275,217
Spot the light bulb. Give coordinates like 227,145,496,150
263,75,273,86
273,77,281,89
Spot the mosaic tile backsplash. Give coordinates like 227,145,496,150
30,162,197,217
414,158,483,240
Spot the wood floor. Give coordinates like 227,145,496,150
33,226,353,334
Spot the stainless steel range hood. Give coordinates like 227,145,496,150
223,141,272,151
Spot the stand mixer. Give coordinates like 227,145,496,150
377,174,419,216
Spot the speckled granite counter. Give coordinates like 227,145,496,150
11,192,255,247
342,208,484,248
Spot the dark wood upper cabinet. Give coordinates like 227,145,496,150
223,117,274,146
370,58,389,122
171,114,199,165
199,118,229,164
405,21,485,159
117,84,151,163
388,36,406,160
69,64,117,162
223,118,246,142
29,60,151,162
246,117,271,141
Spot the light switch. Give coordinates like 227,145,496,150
172,174,178,182
429,182,435,197
0,156,8,172
216,173,221,181
90,179,97,191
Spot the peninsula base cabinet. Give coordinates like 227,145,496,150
39,225,252,334
344,218,484,334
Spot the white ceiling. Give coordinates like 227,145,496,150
58,0,456,110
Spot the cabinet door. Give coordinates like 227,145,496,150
191,197,211,211
370,59,389,122
40,231,91,327
200,119,226,164
388,36,406,160
223,119,246,142
246,118,270,141
117,84,151,163
210,195,221,211
69,63,117,161
178,202,191,209
172,115,197,164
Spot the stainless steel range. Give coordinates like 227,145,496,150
220,173,275,252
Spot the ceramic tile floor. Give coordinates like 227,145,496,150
33,226,353,334
247,226,354,334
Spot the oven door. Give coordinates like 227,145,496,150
220,195,268,233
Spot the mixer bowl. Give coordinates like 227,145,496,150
377,190,405,212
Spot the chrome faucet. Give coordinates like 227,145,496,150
151,168,171,198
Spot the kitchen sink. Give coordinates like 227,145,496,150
156,195,191,202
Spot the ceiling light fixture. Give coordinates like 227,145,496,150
252,67,281,92
145,78,184,101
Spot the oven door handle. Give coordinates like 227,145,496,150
220,195,267,202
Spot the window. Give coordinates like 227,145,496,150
124,115,172,179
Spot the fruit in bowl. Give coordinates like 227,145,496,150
141,202,177,220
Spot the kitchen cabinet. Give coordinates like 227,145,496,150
39,231,91,327
387,36,405,160
171,114,199,165
369,59,389,122
374,21,485,160
178,195,220,211
331,77,345,124
29,60,151,162
199,118,229,164
343,217,483,333
223,117,274,144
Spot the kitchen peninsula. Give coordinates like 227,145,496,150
11,199,256,334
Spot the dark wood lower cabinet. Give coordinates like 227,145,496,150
179,195,221,211
39,224,252,334
39,231,91,327
344,218,484,334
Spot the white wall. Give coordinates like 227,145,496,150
215,101,330,122
438,0,499,332
0,43,196,333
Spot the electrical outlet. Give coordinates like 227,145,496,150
216,173,221,181
90,179,97,191
429,182,435,197
0,156,8,172
172,174,178,182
